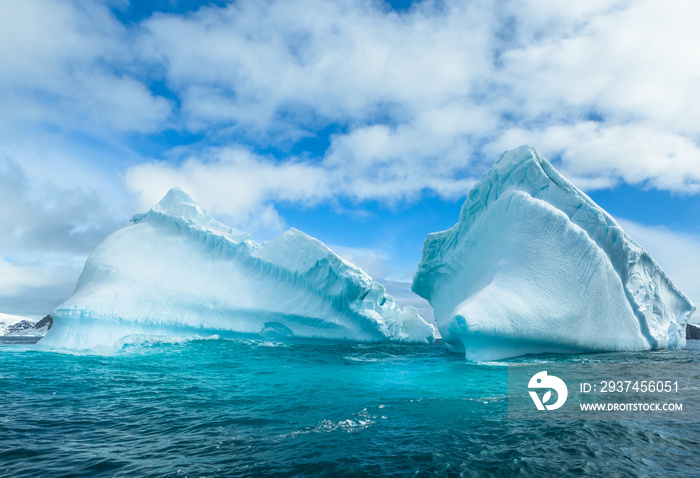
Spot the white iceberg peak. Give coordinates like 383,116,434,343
413,145,695,360
43,188,435,349
147,186,207,221
130,187,252,243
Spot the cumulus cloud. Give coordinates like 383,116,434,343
123,0,700,217
0,0,170,135
5,0,700,218
124,141,479,235
138,1,495,130
125,0,498,217
124,147,331,233
500,0,700,133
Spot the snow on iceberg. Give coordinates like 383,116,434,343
42,188,435,349
412,145,695,360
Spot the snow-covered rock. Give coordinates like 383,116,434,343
412,145,695,360
42,188,435,349
0,313,34,335
0,313,52,337
687,323,700,340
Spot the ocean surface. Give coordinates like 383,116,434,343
1,337,698,477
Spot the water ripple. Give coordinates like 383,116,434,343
0,339,698,477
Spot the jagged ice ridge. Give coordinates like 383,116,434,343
42,188,435,349
412,145,695,360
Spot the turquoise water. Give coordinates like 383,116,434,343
1,338,698,477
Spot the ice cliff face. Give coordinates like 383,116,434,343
413,145,695,360
42,188,435,349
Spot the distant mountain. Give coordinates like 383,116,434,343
0,313,53,337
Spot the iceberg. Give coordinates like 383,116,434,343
42,188,435,349
412,145,695,360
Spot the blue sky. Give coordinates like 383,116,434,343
1,0,699,319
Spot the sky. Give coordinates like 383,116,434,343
1,0,699,320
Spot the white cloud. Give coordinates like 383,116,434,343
124,0,700,210
139,1,494,129
501,0,700,132
124,147,331,234
4,0,700,213
131,0,503,209
123,141,480,235
2,0,699,199
0,0,170,135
